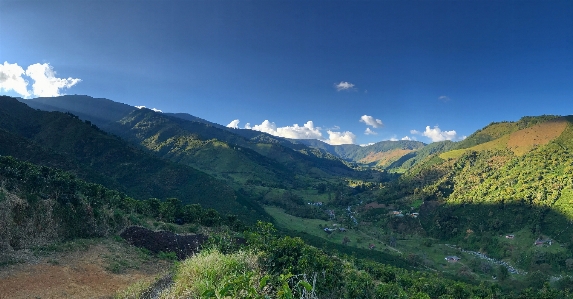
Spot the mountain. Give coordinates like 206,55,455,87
18,96,363,187
0,96,264,220
294,138,443,172
377,115,573,252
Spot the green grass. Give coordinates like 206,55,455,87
266,206,401,252
159,249,262,298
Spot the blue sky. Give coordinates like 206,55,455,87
1,0,572,145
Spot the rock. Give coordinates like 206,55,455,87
119,226,208,260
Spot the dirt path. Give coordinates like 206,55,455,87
0,240,169,299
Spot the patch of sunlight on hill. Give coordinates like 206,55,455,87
507,117,568,156
440,118,569,159
440,134,510,159
359,149,414,165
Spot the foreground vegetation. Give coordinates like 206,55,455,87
116,222,573,299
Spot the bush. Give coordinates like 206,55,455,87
161,249,263,298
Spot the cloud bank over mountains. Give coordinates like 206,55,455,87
226,119,356,145
0,62,81,97
227,115,462,145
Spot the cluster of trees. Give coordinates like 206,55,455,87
0,156,242,248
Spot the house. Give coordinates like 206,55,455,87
445,256,461,262
369,243,376,250
410,213,419,218
505,234,515,239
338,228,346,232
534,239,552,246
323,228,336,234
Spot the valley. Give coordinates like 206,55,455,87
1,95,573,297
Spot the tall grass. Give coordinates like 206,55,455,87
160,249,262,298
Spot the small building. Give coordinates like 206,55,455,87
534,239,552,246
445,256,461,262
338,227,346,232
369,243,376,250
505,234,515,239
323,228,336,234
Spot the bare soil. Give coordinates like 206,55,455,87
0,239,170,299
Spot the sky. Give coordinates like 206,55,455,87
1,0,572,145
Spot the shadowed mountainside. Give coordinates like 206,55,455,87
0,96,263,220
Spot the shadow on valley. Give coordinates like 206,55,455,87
419,200,573,273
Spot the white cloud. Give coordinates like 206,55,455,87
364,128,377,135
401,136,414,141
335,81,355,91
242,119,356,145
25,63,81,97
0,62,30,97
326,130,356,145
135,105,162,113
246,120,323,140
438,95,451,102
360,115,383,128
411,125,458,142
389,137,398,141
227,119,240,129
360,143,375,147
0,62,80,98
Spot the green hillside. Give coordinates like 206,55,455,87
106,108,362,186
0,96,262,220
368,116,573,277
19,96,360,187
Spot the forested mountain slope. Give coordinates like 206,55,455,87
18,95,361,186
381,115,573,249
0,96,261,219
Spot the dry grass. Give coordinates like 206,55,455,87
440,118,568,159
507,118,568,156
0,239,170,299
359,149,414,166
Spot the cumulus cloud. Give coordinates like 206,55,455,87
0,62,30,97
240,119,356,145
26,63,81,97
364,128,377,135
335,81,355,91
401,136,414,141
438,95,451,102
326,130,356,145
411,125,458,142
227,119,240,129
245,120,323,140
360,115,384,128
0,62,80,98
